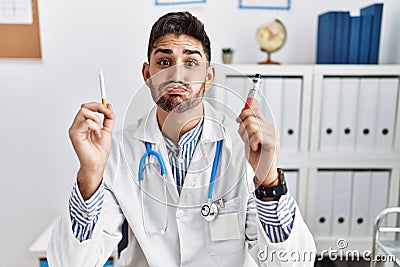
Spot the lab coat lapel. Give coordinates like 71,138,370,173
129,105,180,204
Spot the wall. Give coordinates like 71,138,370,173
0,0,398,266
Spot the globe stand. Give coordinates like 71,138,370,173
258,51,280,65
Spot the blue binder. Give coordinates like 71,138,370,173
358,15,373,64
360,3,383,64
334,12,350,64
317,12,337,64
348,16,361,64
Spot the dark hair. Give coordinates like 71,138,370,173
147,11,211,62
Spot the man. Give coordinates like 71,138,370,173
48,11,315,266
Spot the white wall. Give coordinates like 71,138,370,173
0,0,398,266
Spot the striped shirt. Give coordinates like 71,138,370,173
69,118,295,243
162,118,204,194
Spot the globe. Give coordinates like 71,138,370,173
256,19,286,64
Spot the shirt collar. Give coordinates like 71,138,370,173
163,117,204,151
128,101,226,144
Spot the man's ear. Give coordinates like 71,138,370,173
142,62,150,82
204,65,215,91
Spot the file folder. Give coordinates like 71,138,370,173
375,78,399,151
319,78,341,151
355,78,379,151
350,171,371,237
281,78,302,151
314,171,335,237
368,171,389,234
331,171,352,237
337,78,359,152
285,170,298,200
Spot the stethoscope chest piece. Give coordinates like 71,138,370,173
201,202,218,221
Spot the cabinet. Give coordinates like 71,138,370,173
206,64,400,253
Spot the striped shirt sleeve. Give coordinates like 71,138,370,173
255,192,296,243
69,181,105,242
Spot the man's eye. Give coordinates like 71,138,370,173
158,59,171,66
186,61,198,67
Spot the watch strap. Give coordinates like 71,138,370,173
254,168,288,200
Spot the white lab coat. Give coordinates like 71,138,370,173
48,101,316,267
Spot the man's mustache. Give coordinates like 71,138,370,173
158,81,192,94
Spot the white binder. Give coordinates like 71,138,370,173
314,171,334,237
285,170,298,200
368,171,389,234
337,78,359,152
281,78,302,151
263,77,283,129
349,171,371,237
224,76,248,117
210,74,229,113
331,171,352,237
319,78,341,151
355,78,380,151
375,78,399,151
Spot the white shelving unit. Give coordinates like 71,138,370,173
206,64,400,254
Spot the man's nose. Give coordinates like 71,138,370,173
168,64,185,82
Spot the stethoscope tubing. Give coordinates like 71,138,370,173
208,140,223,200
138,142,167,182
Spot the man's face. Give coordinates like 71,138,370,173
142,34,214,113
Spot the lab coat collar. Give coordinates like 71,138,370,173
129,101,226,144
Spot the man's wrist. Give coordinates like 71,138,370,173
254,168,280,187
254,168,287,201
77,168,103,201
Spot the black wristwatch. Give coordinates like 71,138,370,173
254,168,288,200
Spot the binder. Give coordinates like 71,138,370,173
224,76,248,117
360,3,383,64
317,12,337,64
358,15,373,64
375,78,399,151
337,78,359,151
368,171,389,234
334,12,350,64
263,77,283,130
350,171,371,237
285,170,298,200
314,171,335,237
281,78,302,151
319,78,341,151
331,171,352,237
348,16,361,64
355,78,379,151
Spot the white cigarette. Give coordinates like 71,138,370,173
99,70,107,106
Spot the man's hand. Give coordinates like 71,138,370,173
236,106,280,187
69,102,115,200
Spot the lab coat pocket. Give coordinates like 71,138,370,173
203,196,245,255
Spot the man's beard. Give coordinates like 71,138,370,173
156,95,203,113
153,81,206,113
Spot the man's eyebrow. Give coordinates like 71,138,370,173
153,48,203,58
153,48,173,55
183,49,202,58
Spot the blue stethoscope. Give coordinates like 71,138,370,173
138,139,223,235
